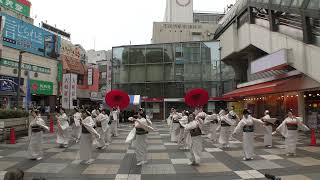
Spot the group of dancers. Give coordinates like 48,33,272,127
27,105,310,167
27,107,121,164
166,107,310,165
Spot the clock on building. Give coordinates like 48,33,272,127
176,0,191,7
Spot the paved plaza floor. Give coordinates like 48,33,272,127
1,122,320,179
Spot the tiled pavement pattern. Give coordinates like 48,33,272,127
0,122,320,179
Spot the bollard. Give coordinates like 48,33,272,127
9,128,16,144
50,116,54,133
310,128,317,146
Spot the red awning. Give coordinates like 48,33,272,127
223,76,320,99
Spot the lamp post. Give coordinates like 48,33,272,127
16,51,26,110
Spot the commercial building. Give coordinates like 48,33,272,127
0,11,61,111
61,40,99,109
214,0,320,126
152,0,224,44
112,41,235,119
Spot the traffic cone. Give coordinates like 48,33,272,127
9,128,16,144
50,116,54,133
310,128,317,146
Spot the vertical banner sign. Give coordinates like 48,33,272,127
88,68,93,86
69,74,77,109
62,74,70,109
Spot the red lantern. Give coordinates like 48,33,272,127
184,88,209,108
105,90,130,110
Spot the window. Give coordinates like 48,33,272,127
78,75,84,85
101,72,107,79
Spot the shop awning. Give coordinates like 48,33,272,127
223,75,320,99
129,95,140,105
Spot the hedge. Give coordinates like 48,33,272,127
0,109,29,119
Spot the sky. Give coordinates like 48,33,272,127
30,0,236,51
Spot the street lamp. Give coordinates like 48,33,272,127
16,51,26,110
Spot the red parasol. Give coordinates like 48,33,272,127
105,90,130,110
184,88,209,108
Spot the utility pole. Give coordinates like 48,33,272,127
16,51,25,110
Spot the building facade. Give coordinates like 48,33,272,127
112,41,235,119
0,11,61,112
153,0,223,44
152,22,218,44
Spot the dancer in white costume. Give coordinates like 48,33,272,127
204,110,219,142
130,112,154,166
218,109,236,148
273,109,310,156
55,108,69,148
28,109,49,160
229,106,240,140
233,109,264,161
168,107,182,142
110,107,120,137
105,111,112,145
95,109,109,150
185,112,204,166
71,107,82,143
178,111,190,150
261,110,275,148
80,110,100,164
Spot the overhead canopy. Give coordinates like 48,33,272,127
223,75,320,99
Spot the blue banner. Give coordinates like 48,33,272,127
1,13,61,59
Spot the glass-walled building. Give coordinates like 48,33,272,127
112,41,235,119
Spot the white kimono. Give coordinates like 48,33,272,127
262,115,273,146
71,112,82,141
80,116,100,161
168,112,182,142
185,119,203,164
110,109,120,137
276,117,309,154
132,118,154,163
204,114,219,142
228,110,239,140
218,114,236,147
56,113,69,145
28,116,49,159
95,113,109,148
233,116,263,159
178,115,190,149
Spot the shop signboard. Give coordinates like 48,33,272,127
70,73,77,109
251,49,288,74
87,68,93,86
0,58,51,74
0,0,31,17
0,75,20,92
62,74,70,109
57,63,62,82
62,73,77,109
29,79,53,95
1,13,61,59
